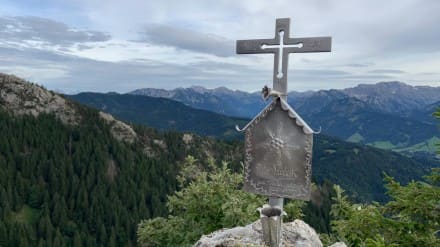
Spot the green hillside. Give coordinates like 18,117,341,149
312,135,433,202
68,93,248,140
0,107,241,246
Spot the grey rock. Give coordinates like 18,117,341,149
99,112,137,143
0,73,80,124
0,73,137,143
193,219,322,247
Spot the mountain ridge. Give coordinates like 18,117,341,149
129,82,440,155
129,81,440,116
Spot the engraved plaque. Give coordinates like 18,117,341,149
243,99,312,200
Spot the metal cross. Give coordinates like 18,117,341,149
236,18,331,99
236,18,331,247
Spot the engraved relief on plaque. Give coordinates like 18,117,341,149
241,99,313,200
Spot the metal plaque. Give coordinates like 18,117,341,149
243,99,312,200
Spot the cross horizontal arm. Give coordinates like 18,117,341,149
235,18,332,100
286,37,332,53
236,39,279,54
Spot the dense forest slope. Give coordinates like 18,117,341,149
0,74,242,246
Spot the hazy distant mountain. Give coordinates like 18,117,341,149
130,86,317,118
408,101,440,124
343,81,440,114
294,91,439,155
130,81,440,118
129,82,440,155
130,86,267,117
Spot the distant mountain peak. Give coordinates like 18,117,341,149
343,80,440,114
130,81,440,118
376,81,407,85
350,81,410,90
188,85,238,94
189,85,210,94
212,86,233,94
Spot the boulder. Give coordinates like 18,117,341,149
194,219,322,247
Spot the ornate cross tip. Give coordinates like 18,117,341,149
236,18,332,95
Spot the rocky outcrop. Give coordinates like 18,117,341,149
99,112,137,143
194,219,322,247
0,73,137,143
0,73,79,124
182,133,193,144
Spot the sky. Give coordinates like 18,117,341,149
0,0,439,93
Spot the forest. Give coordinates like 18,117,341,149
0,93,438,246
0,105,241,246
138,108,440,246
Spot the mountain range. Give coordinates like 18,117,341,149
130,82,440,119
130,82,440,155
66,82,439,202
1,73,438,245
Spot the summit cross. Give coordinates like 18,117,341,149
235,18,332,247
236,18,331,99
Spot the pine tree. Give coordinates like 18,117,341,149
137,156,268,246
52,228,65,247
0,221,6,246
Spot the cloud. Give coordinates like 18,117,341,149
341,74,395,80
368,69,405,74
344,63,371,68
139,24,234,57
0,16,111,46
1,0,440,92
0,46,259,92
293,69,350,77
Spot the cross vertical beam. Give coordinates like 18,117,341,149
236,18,332,247
236,18,331,100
